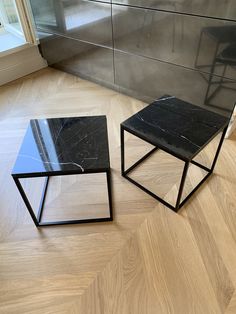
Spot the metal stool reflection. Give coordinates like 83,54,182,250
195,25,236,78
204,43,236,112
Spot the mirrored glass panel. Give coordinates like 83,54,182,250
113,4,236,80
39,32,114,84
114,50,236,118
30,0,112,47
112,0,236,21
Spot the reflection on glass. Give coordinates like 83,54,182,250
62,1,111,31
29,0,236,119
112,0,236,20
193,25,236,112
114,49,236,117
204,42,236,112
31,0,112,32
0,0,26,52
30,0,57,28
39,32,114,83
3,0,18,23
29,0,112,47
1,0,22,33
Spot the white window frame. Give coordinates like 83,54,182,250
0,0,37,47
16,0,37,44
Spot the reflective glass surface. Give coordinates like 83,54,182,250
12,116,110,177
39,32,114,85
30,0,112,47
114,50,236,117
112,0,236,21
113,5,236,80
29,0,236,120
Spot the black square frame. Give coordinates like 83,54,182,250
12,169,113,227
120,125,227,212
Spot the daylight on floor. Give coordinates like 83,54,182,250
0,0,236,313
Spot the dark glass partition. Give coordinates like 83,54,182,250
30,0,236,118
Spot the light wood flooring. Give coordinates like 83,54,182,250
0,68,236,314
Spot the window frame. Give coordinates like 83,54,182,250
0,0,37,53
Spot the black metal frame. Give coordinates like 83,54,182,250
121,125,227,212
12,170,113,227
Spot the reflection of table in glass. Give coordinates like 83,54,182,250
204,43,236,111
121,96,229,212
195,25,236,75
12,116,113,227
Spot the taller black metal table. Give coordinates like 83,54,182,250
121,96,229,212
12,116,113,227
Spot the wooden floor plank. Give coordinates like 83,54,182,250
0,68,235,313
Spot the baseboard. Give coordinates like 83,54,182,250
0,45,47,86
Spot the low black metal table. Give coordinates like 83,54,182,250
120,96,229,212
12,116,113,226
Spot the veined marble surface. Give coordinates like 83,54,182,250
12,116,110,177
121,96,229,160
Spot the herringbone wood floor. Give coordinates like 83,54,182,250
0,68,236,314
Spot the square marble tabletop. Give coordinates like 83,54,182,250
12,116,110,177
121,96,229,161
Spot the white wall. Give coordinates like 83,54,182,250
0,45,47,86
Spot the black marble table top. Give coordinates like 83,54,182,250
121,96,229,161
12,116,110,177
